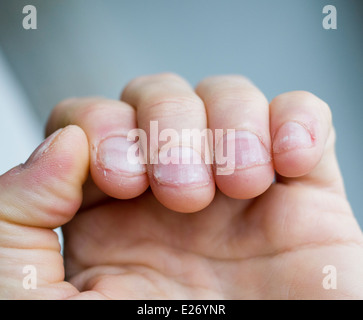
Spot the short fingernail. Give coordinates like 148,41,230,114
24,128,63,167
273,121,313,153
153,146,210,186
216,131,271,173
98,136,146,175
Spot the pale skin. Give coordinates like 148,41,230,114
1,73,363,299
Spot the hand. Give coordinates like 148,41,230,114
1,74,362,299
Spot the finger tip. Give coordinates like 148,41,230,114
273,148,320,178
91,168,149,199
216,165,274,199
151,183,215,213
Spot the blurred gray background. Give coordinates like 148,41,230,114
0,0,362,225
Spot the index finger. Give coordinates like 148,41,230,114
46,97,149,200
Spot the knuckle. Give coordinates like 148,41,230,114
272,91,333,124
122,73,188,105
197,75,265,106
292,90,318,101
272,90,319,106
295,91,333,124
151,72,183,82
73,101,110,121
295,91,324,110
198,74,251,86
145,96,205,119
208,89,267,107
79,99,133,118
124,72,184,92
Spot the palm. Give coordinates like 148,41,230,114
62,181,363,299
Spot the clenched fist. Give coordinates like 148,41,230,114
1,74,362,299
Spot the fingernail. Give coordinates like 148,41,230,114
153,146,210,186
24,128,63,167
216,131,271,172
98,136,146,175
273,121,313,153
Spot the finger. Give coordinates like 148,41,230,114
46,98,148,200
270,91,345,194
0,125,88,298
196,75,274,199
0,125,88,228
121,73,215,213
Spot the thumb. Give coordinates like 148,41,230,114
0,125,89,299
0,125,89,228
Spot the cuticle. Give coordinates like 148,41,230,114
273,120,314,141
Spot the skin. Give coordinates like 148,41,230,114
0,73,362,299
